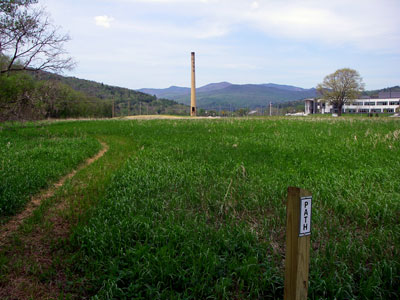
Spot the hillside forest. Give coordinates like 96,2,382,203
0,64,189,121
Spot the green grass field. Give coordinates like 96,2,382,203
0,122,101,220
1,117,399,299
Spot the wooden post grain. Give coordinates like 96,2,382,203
284,187,312,300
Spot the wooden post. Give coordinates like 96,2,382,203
112,100,115,118
284,187,312,300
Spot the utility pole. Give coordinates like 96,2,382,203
269,102,272,116
112,100,115,118
140,102,142,115
190,52,197,116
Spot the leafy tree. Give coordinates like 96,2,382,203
317,68,364,116
0,0,74,74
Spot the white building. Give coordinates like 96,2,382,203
304,98,326,114
305,92,400,115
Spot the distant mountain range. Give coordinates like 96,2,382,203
138,82,317,110
363,86,400,98
34,72,398,113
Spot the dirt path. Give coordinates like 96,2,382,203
0,141,109,246
0,141,109,299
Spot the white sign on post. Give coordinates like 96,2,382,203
299,196,312,237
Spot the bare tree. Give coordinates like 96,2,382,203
0,0,74,74
317,68,364,116
0,72,44,121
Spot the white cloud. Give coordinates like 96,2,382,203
117,0,213,3
44,0,400,89
251,1,259,10
242,1,400,51
113,18,228,39
94,15,114,28
223,63,259,70
113,0,400,52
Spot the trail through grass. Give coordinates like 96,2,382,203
0,122,100,220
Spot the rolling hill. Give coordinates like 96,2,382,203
34,71,189,115
362,86,400,98
138,82,317,110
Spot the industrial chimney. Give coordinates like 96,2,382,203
190,52,196,117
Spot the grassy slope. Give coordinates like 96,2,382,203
1,118,399,299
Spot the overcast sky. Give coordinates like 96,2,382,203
40,0,399,90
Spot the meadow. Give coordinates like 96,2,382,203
0,122,101,220
1,117,399,299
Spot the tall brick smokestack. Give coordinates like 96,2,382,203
191,52,196,117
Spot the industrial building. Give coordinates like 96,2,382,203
304,91,400,115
